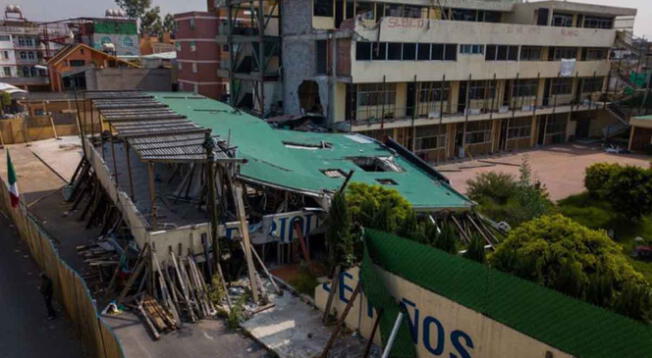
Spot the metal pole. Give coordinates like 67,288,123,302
462,73,471,157
124,141,135,200
380,75,386,129
109,123,119,186
147,161,157,230
411,74,417,150
381,312,405,358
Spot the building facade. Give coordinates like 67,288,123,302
207,0,637,163
0,17,49,91
174,11,229,100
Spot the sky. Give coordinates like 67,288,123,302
9,0,652,39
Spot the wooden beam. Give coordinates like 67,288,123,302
232,183,260,303
147,162,157,230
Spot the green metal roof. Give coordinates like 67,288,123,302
362,229,652,358
151,93,472,210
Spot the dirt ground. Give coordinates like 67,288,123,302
437,143,652,201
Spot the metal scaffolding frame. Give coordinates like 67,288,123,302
221,0,281,118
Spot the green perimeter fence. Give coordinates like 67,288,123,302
0,176,124,358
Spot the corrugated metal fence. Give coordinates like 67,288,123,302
0,177,124,358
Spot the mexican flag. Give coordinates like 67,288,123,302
6,150,18,208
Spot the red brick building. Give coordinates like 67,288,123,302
174,11,227,100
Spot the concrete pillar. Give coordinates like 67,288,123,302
628,126,636,151
530,115,538,147
449,81,460,113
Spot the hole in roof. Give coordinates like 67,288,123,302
376,178,397,185
349,156,404,172
283,141,332,150
321,169,347,178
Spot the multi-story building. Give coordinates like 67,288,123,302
174,11,229,100
0,7,49,91
203,0,637,162
41,16,139,58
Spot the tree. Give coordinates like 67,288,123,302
115,0,151,19
140,6,163,38
585,163,621,198
325,191,354,269
489,214,650,320
346,183,412,230
465,159,553,227
603,165,652,219
0,92,11,114
466,171,518,205
163,13,176,35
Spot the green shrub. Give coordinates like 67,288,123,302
489,214,650,320
558,205,613,230
585,163,621,198
604,165,652,219
466,172,518,205
463,234,486,263
346,183,412,228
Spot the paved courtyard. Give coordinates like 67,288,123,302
437,144,651,201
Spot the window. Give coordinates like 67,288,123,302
465,121,492,144
515,79,539,97
582,77,604,93
372,42,387,60
70,60,85,66
178,62,182,70
417,43,430,60
460,44,484,55
316,40,327,74
284,141,333,150
189,18,196,30
27,52,35,59
583,48,608,61
21,66,29,77
551,78,573,95
507,117,532,139
349,156,403,172
486,45,518,61
376,178,397,185
358,83,396,106
321,169,346,178
387,42,402,60
553,47,577,60
0,35,9,41
451,8,477,22
469,81,496,100
415,125,446,151
552,12,573,27
19,51,26,59
419,82,449,103
431,44,444,60
190,41,196,52
358,42,457,62
356,42,371,60
385,4,424,18
355,1,375,19
2,51,8,59
314,0,333,17
546,116,567,135
521,46,542,61
584,16,613,29
402,43,416,60
192,63,197,73
445,44,457,61
482,11,502,23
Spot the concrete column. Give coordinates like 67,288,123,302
628,126,636,151
530,115,538,147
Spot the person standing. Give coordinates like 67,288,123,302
39,273,56,320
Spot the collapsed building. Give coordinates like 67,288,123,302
67,90,493,332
